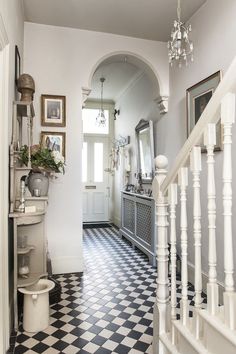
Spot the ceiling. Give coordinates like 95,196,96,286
23,0,206,41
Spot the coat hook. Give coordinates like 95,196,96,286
114,109,120,120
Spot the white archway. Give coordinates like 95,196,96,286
88,51,161,94
82,50,169,113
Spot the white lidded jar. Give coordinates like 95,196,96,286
18,279,55,332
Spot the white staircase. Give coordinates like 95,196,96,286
152,56,236,354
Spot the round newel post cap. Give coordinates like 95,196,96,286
155,155,168,170
152,155,168,201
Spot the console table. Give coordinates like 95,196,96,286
119,191,156,266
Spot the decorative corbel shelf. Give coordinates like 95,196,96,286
155,95,169,115
81,87,92,108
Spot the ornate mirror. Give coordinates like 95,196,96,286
135,119,154,184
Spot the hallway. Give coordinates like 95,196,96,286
13,227,206,354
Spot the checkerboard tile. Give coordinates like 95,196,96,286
14,226,207,353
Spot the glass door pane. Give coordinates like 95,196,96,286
94,142,103,182
82,108,109,134
82,142,88,182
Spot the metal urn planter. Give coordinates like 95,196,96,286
27,172,49,197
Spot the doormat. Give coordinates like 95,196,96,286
83,223,112,229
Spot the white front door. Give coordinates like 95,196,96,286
82,136,110,222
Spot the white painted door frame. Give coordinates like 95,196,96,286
0,13,10,353
83,135,110,222
82,101,114,222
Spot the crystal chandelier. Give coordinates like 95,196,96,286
96,77,106,126
168,0,193,67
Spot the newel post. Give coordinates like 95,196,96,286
152,155,169,354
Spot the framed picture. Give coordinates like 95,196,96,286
15,45,21,85
41,95,66,127
186,71,222,151
41,131,66,158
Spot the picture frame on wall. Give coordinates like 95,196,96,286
186,71,222,151
41,131,66,158
41,95,66,127
15,45,21,86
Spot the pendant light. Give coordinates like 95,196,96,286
168,0,194,67
96,77,106,126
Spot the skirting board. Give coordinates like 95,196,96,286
51,256,83,275
188,262,224,305
113,216,121,228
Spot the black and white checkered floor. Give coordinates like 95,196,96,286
14,226,207,354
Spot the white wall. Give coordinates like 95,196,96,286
24,22,169,273
0,0,24,136
155,0,236,285
0,0,24,350
113,72,160,226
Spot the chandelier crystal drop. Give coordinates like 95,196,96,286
168,0,194,67
96,77,106,127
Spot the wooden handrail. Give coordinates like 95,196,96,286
161,56,236,194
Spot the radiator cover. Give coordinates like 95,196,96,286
119,192,156,266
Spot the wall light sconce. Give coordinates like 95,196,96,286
114,109,120,120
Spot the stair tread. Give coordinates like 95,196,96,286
199,308,236,346
173,320,211,354
160,333,181,354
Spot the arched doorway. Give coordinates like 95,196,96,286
81,52,165,226
82,51,167,107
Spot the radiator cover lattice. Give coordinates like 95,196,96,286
136,202,152,246
123,198,135,233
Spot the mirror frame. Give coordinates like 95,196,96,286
135,119,155,184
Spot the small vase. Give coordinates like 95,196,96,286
27,172,49,197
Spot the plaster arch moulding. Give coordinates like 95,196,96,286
81,50,169,113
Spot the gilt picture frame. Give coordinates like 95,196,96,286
41,131,66,158
41,95,66,127
186,71,222,151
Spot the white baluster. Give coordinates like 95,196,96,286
221,92,236,330
190,147,202,340
190,146,202,310
204,123,219,315
178,167,189,326
152,155,169,354
168,183,178,344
